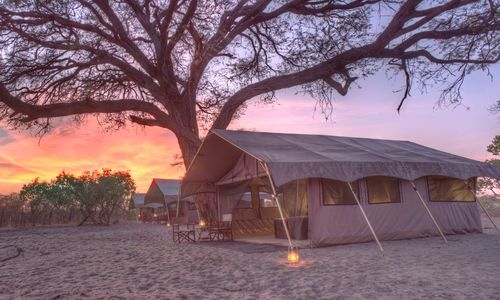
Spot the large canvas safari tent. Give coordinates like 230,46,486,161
145,178,198,224
181,130,500,248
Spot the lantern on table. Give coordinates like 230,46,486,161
199,219,206,228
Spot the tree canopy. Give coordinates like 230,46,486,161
0,0,498,165
19,169,136,226
479,135,500,199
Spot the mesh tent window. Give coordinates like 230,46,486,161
427,176,475,202
235,192,253,209
366,176,401,204
322,179,359,205
258,192,277,207
282,179,308,217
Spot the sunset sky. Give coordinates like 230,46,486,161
1,67,498,195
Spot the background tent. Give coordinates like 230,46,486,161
144,178,198,223
132,193,146,209
181,130,500,247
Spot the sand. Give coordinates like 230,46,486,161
1,218,500,300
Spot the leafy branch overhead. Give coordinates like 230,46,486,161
0,0,498,164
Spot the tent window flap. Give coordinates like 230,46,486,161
366,176,401,204
427,176,475,202
322,179,359,205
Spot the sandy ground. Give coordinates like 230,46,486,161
0,218,499,300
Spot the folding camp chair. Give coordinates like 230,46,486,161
172,223,196,243
208,221,233,241
172,217,195,243
219,221,233,241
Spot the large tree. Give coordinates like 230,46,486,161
0,0,498,166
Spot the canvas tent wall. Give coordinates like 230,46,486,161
181,130,500,247
144,178,198,223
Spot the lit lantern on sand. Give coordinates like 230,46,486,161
199,220,206,228
287,246,299,265
166,222,171,227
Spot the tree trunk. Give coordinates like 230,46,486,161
176,132,201,168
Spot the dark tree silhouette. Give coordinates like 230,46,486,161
0,0,498,166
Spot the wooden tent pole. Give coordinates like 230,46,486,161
465,181,500,234
347,182,384,252
410,181,448,243
217,187,221,221
163,194,171,225
476,195,500,234
176,186,181,218
261,162,293,248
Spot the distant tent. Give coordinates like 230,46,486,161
181,130,500,248
144,178,198,223
132,193,146,209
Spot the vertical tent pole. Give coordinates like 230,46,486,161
465,181,500,234
217,187,221,221
261,162,293,248
347,182,384,252
176,186,181,218
163,195,171,225
410,181,447,243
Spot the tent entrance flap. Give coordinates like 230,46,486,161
261,162,293,248
217,176,279,237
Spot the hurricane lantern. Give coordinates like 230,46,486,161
287,246,299,265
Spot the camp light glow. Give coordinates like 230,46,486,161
199,220,206,228
287,246,299,265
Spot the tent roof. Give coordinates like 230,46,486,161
132,193,145,208
152,178,181,196
145,178,193,206
181,130,500,197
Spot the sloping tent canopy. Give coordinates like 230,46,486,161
181,130,500,197
132,193,146,209
145,178,186,205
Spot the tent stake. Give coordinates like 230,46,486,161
410,181,447,243
347,182,384,252
260,162,293,248
465,181,500,234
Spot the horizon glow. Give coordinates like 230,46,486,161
0,68,498,195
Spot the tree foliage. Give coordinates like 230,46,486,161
0,0,498,165
17,169,136,226
478,135,500,199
